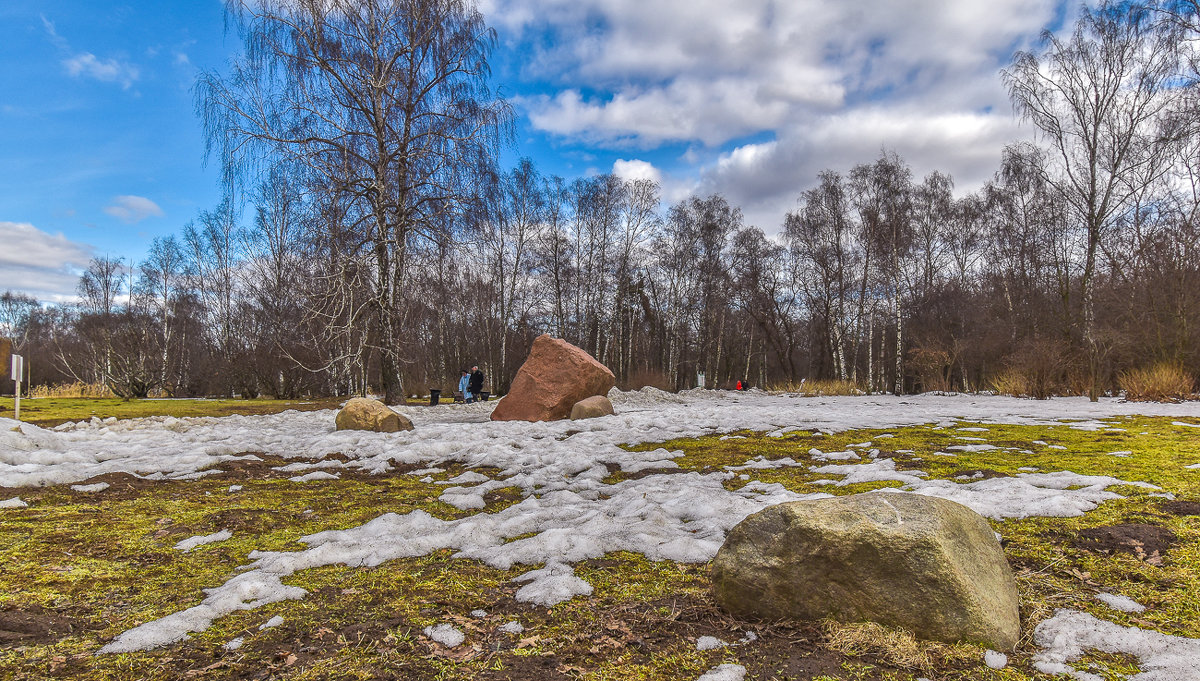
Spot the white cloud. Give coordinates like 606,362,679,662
43,13,140,89
612,159,662,184
488,0,1064,228
103,196,164,224
0,222,94,302
63,53,141,89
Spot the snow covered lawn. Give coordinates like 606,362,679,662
2,389,1200,680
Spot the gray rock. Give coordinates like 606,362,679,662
335,397,413,433
712,492,1020,649
570,395,615,420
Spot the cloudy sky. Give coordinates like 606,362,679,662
0,0,1072,302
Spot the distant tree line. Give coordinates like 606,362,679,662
5,0,1200,402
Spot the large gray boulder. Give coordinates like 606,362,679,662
712,492,1020,649
335,397,413,433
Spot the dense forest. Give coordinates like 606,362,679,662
4,0,1200,403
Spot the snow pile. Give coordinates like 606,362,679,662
696,635,728,650
499,621,524,634
696,664,746,681
223,637,243,650
1034,609,1200,680
1096,593,1146,613
0,497,27,508
423,624,464,648
174,530,233,552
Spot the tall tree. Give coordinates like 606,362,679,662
199,0,509,404
1005,1,1186,398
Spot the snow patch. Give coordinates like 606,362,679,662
423,623,464,648
1,497,28,508
1034,609,1200,680
1096,593,1146,613
287,471,339,483
696,635,728,650
697,664,746,681
70,482,110,492
984,650,1007,669
175,530,233,552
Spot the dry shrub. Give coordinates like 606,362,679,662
1119,363,1195,402
821,620,978,673
989,369,1028,398
767,379,863,396
909,345,954,393
29,382,115,399
990,338,1080,399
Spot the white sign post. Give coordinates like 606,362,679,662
696,371,706,389
11,354,23,421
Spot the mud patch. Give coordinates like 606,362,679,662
1073,524,1176,564
1159,500,1200,516
0,605,80,645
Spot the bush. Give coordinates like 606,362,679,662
1119,363,1195,402
990,339,1082,399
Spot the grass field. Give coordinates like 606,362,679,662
0,397,345,428
2,404,1199,680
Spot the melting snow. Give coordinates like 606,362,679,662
697,664,746,681
1096,593,1146,613
984,650,1008,669
174,530,233,552
8,390,1198,654
70,482,110,492
0,497,27,508
423,624,464,648
1034,609,1200,680
696,635,728,650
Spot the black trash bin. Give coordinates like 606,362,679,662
429,389,441,406
479,391,490,402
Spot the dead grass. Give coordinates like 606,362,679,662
28,383,115,399
821,620,978,673
1119,363,1196,402
767,379,863,396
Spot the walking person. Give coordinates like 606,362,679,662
458,368,472,404
468,365,484,402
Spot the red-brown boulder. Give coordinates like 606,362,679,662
491,335,616,422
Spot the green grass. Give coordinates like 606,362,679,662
2,412,1200,679
0,396,345,427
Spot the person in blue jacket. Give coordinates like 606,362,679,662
458,368,472,403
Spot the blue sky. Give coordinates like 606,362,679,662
2,0,1070,302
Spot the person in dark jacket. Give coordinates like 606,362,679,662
468,365,484,402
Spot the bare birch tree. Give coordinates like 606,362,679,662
198,0,509,404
